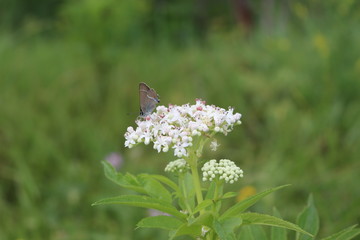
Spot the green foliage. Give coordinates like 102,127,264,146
271,208,287,240
1,1,360,238
95,163,360,239
169,223,202,239
60,0,147,46
296,195,320,240
240,198,360,240
238,225,268,240
137,216,183,231
240,213,311,237
321,225,360,240
97,162,312,239
93,195,186,220
220,185,290,220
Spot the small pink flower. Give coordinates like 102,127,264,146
105,152,123,170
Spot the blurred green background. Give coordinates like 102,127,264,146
1,0,360,239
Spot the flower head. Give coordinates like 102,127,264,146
201,159,244,184
165,159,190,173
124,99,242,157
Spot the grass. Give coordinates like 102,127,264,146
0,23,360,239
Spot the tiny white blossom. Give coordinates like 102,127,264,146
180,210,188,214
210,139,220,151
165,159,190,173
201,226,211,237
124,99,242,157
201,159,244,184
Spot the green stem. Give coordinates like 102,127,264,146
206,230,214,240
187,138,205,207
190,159,203,205
196,132,216,158
212,180,223,216
179,174,193,214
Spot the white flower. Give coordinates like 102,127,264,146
201,226,211,237
124,99,242,157
210,139,220,151
165,159,190,173
201,159,244,184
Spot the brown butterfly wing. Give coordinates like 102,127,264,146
139,82,160,116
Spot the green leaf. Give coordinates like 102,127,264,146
220,217,243,233
271,208,287,240
183,172,196,209
321,225,360,240
241,212,312,237
102,161,146,194
296,194,319,240
221,192,238,199
149,174,179,192
204,181,223,212
169,223,202,239
205,181,216,199
336,229,360,240
92,195,186,219
189,211,214,227
220,185,290,220
139,174,172,202
136,216,183,230
213,219,237,240
239,225,268,240
192,199,214,215
124,172,140,186
175,191,187,212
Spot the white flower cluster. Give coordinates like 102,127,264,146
124,99,242,157
201,159,244,184
164,159,190,173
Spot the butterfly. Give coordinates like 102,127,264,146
139,82,160,117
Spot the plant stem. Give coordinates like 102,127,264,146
179,174,193,214
212,180,223,216
190,159,203,205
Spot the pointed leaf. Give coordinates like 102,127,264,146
192,199,214,215
150,174,179,192
139,174,172,202
220,185,290,220
241,212,312,237
92,195,186,219
213,220,237,240
239,225,268,240
189,211,214,227
271,208,287,240
220,217,243,233
169,223,202,239
296,194,319,240
102,161,146,194
175,192,187,212
336,229,360,240
137,216,183,230
205,181,216,199
183,172,196,209
321,225,360,240
221,192,238,199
